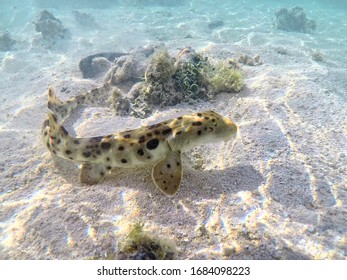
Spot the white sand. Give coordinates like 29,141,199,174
0,1,346,259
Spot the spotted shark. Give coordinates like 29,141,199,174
42,86,238,196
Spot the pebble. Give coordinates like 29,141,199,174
222,246,236,257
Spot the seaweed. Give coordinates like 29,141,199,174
173,51,210,100
131,47,244,114
145,48,176,83
208,61,244,93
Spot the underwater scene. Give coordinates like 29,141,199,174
0,0,346,260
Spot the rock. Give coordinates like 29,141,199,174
238,54,262,66
33,10,71,48
110,88,131,116
91,57,113,76
208,20,224,29
124,0,186,6
0,30,16,51
79,52,126,79
274,7,316,33
222,246,236,257
72,10,100,29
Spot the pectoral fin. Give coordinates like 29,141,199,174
152,151,183,196
79,163,107,185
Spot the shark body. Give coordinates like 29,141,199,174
42,86,238,196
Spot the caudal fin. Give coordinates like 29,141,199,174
41,110,75,159
47,87,79,123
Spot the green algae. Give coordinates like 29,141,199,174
145,48,176,83
208,61,244,93
130,47,244,116
117,222,176,260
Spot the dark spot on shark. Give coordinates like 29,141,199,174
192,121,202,126
61,126,69,136
91,136,103,142
83,151,91,158
162,128,172,135
101,142,111,149
146,139,159,150
149,123,161,130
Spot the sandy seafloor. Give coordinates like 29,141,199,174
0,0,346,259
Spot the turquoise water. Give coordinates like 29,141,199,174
0,1,346,260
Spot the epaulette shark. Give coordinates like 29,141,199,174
42,86,238,196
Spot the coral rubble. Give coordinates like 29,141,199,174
274,7,316,33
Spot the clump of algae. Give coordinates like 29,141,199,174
145,48,176,83
117,222,176,260
173,52,211,99
131,47,244,117
208,61,244,93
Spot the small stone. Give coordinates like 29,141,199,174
222,246,235,257
196,224,208,237
307,225,315,233
208,20,224,29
